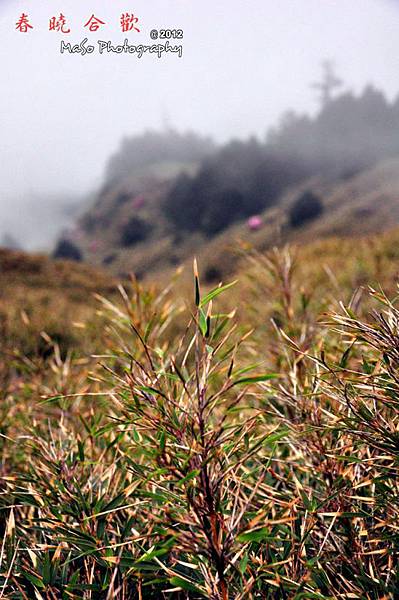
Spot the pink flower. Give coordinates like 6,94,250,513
89,240,101,252
132,195,145,210
247,215,263,231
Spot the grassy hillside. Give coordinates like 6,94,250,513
183,156,399,283
2,228,399,597
0,248,117,359
56,156,399,285
52,86,399,280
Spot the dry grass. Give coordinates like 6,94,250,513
1,234,399,598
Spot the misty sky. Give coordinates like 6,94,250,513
1,0,399,248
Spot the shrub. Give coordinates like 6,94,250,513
120,216,152,247
289,190,323,227
204,264,222,282
53,239,82,261
162,141,310,237
201,189,244,236
115,191,131,206
103,253,116,265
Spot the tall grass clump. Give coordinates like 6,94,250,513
1,250,399,598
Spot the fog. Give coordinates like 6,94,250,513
1,0,399,249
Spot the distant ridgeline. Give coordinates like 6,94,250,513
54,84,399,266
163,85,399,236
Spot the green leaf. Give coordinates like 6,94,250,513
21,570,45,589
239,552,249,574
144,314,157,342
300,490,317,512
237,528,278,543
136,547,169,563
232,373,279,386
335,455,363,464
169,576,204,594
233,363,263,377
176,469,200,487
339,345,352,368
345,307,357,319
132,428,141,443
264,428,289,445
78,440,85,462
199,280,237,308
362,357,375,375
198,309,208,337
42,553,52,586
159,429,166,452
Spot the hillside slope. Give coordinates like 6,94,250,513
56,156,399,282
0,249,116,357
197,156,399,279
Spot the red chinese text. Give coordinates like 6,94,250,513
49,14,71,34
84,15,106,33
120,13,140,33
16,13,33,33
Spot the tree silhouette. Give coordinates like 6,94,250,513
311,60,343,109
289,191,324,228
